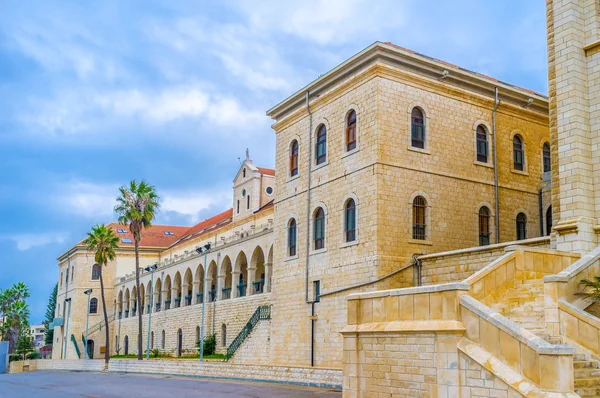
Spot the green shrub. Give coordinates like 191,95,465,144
8,354,21,362
196,334,216,356
26,351,41,360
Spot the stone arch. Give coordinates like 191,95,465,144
146,281,152,313
234,251,248,298
183,268,193,306
139,283,145,315
155,277,162,311
266,244,274,293
164,274,172,309
194,264,204,304
220,255,232,300
207,260,218,301
173,271,182,308
131,286,138,315
250,246,266,294
124,288,130,317
117,290,123,316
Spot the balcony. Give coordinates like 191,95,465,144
50,318,64,328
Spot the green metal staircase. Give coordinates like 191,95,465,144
226,305,271,360
70,334,81,359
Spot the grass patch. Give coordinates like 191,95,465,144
110,354,138,359
179,353,226,360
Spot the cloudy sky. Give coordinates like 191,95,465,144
0,0,547,321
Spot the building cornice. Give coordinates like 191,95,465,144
267,42,548,126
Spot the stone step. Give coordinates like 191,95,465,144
574,377,600,388
574,360,599,369
575,387,600,397
575,368,600,378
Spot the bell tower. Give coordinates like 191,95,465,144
547,0,600,252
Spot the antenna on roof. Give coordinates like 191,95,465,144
237,157,242,165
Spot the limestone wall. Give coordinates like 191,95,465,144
230,320,271,365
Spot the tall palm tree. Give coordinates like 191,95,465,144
84,224,119,366
114,180,160,360
0,282,31,353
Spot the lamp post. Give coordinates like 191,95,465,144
83,289,92,360
196,243,211,362
117,287,122,355
144,264,158,360
63,298,72,359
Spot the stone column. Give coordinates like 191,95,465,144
144,293,150,314
192,281,200,304
247,266,256,296
265,262,272,293
171,287,178,308
181,283,189,306
130,298,136,316
232,272,240,298
216,274,225,301
161,288,168,310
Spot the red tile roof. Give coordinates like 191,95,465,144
383,42,547,99
258,167,275,176
169,208,233,248
106,223,190,248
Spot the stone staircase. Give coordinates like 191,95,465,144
490,278,600,396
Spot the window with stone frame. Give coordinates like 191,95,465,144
288,218,297,256
313,207,325,250
290,140,299,176
412,196,427,240
91,264,101,280
89,298,98,314
411,108,425,149
315,124,327,165
546,206,552,236
346,110,357,151
513,135,525,171
476,125,489,163
516,212,527,240
478,207,491,246
345,199,356,242
543,142,551,173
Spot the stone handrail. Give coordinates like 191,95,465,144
460,295,574,393
558,298,600,357
544,246,600,302
465,246,580,306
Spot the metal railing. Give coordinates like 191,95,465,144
222,287,231,300
87,313,115,336
70,334,81,359
253,280,265,294
226,306,271,360
209,290,216,302
195,294,203,305
237,283,247,297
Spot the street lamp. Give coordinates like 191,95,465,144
196,243,211,362
83,289,93,360
144,264,158,360
63,298,72,359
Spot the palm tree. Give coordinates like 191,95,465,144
0,282,31,353
114,180,160,360
84,224,119,366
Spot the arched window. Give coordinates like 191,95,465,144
412,196,427,240
315,125,327,165
236,200,240,214
345,199,356,242
161,330,165,349
411,108,425,149
314,208,325,250
222,324,227,347
290,140,299,177
346,110,357,151
516,213,527,240
151,331,154,349
196,326,200,345
546,206,552,236
288,219,297,257
89,298,98,314
124,336,129,355
513,135,525,171
242,168,246,178
247,195,250,210
478,207,491,246
177,329,183,357
91,264,101,280
543,143,551,173
65,267,69,284
476,125,488,163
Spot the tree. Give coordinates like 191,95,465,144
0,282,31,353
84,224,119,366
15,324,34,361
43,284,58,345
114,180,160,360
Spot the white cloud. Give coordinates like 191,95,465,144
51,180,232,224
2,233,68,251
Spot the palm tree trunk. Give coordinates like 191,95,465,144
135,238,143,360
99,265,110,366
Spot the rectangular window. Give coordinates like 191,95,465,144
316,139,326,165
346,125,356,151
411,120,425,149
288,224,297,257
514,150,524,171
314,218,325,250
476,133,488,163
314,280,321,303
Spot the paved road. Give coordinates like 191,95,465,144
0,371,342,397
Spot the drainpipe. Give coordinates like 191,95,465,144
304,90,313,304
303,90,315,367
492,87,501,243
538,188,544,236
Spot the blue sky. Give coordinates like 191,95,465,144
0,0,547,322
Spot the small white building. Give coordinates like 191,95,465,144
30,324,45,350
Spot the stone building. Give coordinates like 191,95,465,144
49,32,590,397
